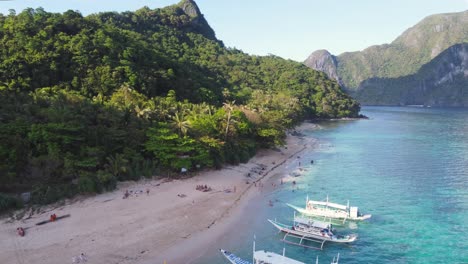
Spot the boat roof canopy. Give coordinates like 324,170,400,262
254,250,305,264
294,217,330,229
307,200,349,210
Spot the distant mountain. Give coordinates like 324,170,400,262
355,43,468,106
304,10,468,106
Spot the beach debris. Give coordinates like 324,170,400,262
177,194,187,198
72,253,88,263
181,167,187,173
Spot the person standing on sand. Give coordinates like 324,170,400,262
17,227,25,237
50,213,57,222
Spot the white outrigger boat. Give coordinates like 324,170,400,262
287,196,371,222
219,240,305,264
268,216,357,250
220,247,341,264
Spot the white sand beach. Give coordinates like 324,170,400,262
0,126,317,264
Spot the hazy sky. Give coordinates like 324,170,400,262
1,0,467,61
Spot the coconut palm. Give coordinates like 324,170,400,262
105,153,129,178
223,100,236,140
170,111,191,136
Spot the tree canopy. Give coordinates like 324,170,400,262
0,2,359,211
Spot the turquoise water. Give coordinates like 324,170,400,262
195,107,468,264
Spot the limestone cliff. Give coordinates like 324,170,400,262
304,50,342,86
354,44,468,106
304,10,468,106
177,0,218,42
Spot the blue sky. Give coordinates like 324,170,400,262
0,0,466,61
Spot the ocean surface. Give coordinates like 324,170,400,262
195,106,468,264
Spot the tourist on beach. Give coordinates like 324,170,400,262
17,227,25,237
50,213,57,222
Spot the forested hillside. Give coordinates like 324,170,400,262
304,10,468,106
354,43,468,106
0,0,359,211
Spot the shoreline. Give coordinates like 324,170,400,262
0,124,318,264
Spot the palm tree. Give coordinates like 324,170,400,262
134,104,151,119
223,100,236,140
170,111,191,136
105,153,129,178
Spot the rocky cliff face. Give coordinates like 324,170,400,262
304,50,342,86
354,44,468,107
304,10,468,106
177,0,218,42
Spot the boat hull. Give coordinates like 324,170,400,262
287,203,371,221
268,219,357,243
219,249,251,264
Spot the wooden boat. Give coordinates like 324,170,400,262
287,196,371,222
220,249,341,264
220,246,305,264
268,216,357,250
36,214,71,225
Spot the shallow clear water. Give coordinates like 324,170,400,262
195,106,468,264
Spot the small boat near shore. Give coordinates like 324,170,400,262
220,240,305,264
287,196,371,222
268,217,357,250
220,249,341,264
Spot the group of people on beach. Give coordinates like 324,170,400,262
16,212,59,237
196,185,212,192
123,189,150,199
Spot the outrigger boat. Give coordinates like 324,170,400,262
268,216,357,250
220,248,341,264
287,196,371,222
219,240,305,264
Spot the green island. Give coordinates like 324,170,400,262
0,0,359,212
